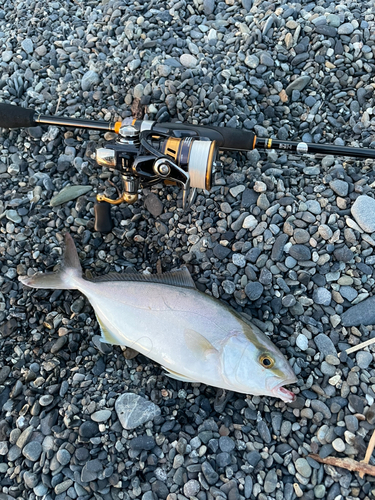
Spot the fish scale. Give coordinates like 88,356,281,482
20,233,297,402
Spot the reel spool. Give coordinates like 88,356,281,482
157,136,217,191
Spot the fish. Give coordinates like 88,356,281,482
19,233,297,402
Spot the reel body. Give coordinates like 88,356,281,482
93,124,218,231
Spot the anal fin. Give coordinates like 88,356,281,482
97,315,123,345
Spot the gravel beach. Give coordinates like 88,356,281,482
1,1,375,500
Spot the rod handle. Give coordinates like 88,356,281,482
94,202,113,233
0,103,36,129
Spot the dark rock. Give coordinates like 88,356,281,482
79,421,99,439
245,282,264,301
201,460,219,485
341,296,375,326
213,243,231,260
289,244,311,261
129,435,156,451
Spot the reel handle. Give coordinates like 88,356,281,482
94,202,113,233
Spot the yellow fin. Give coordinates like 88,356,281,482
97,315,123,345
184,328,217,360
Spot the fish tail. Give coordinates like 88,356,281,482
19,233,83,290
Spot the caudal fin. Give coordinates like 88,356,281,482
19,233,82,290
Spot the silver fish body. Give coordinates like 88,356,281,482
20,234,297,402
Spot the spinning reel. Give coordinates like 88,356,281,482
0,102,375,233
91,120,218,231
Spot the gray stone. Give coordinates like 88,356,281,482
356,351,373,369
340,286,357,302
56,449,71,466
338,23,354,35
306,200,322,214
313,287,331,306
245,282,264,301
201,460,219,485
213,243,231,260
334,246,354,263
329,179,348,197
203,0,215,15
271,233,289,261
295,458,312,478
180,54,197,68
81,70,100,91
244,55,259,69
50,185,91,206
115,393,161,430
184,479,200,497
296,334,308,351
21,38,33,54
2,51,13,62
91,410,111,422
22,441,42,461
144,193,163,217
341,296,375,326
264,469,277,493
351,195,375,233
289,244,311,261
314,334,337,356
285,76,311,94
81,459,103,483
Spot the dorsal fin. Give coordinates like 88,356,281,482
90,267,196,289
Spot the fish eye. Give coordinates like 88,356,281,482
259,354,275,369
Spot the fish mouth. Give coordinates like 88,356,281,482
267,377,297,403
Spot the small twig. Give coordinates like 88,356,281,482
55,95,62,114
343,337,375,355
359,429,375,479
309,454,375,477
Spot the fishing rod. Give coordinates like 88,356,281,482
0,102,374,232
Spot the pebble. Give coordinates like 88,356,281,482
115,393,161,429
22,441,42,462
341,296,375,326
351,195,375,233
295,458,312,478
91,410,111,422
81,70,100,91
50,185,91,206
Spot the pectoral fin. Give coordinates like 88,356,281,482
162,366,198,383
184,328,218,360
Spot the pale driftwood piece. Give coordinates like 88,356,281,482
359,429,375,479
344,337,375,355
309,454,375,477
